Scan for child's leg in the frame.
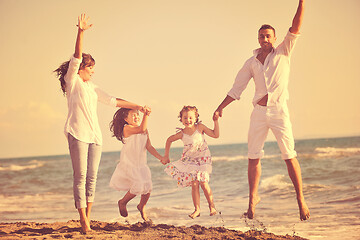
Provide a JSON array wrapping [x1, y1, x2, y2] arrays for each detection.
[[118, 191, 136, 217], [137, 192, 151, 221], [200, 181, 217, 216], [189, 181, 201, 219]]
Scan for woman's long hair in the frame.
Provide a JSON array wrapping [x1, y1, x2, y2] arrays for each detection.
[[110, 108, 131, 143], [53, 53, 95, 95]]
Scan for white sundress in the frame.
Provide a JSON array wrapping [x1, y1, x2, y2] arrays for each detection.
[[109, 133, 152, 195], [164, 127, 212, 187]]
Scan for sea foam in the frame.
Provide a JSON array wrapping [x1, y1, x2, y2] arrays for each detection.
[[260, 174, 292, 191], [314, 147, 360, 158], [0, 160, 44, 172], [211, 154, 280, 162]]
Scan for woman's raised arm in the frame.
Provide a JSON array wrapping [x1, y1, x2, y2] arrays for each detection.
[[74, 14, 93, 59]]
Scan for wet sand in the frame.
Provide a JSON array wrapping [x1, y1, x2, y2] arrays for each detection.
[[0, 220, 308, 239]]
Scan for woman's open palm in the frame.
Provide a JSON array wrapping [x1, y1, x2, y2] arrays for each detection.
[[77, 14, 93, 31]]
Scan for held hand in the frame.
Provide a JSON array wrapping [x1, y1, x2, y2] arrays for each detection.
[[213, 111, 220, 121], [163, 156, 170, 165], [144, 106, 152, 116], [213, 108, 222, 121], [160, 156, 168, 165], [138, 106, 146, 113], [77, 14, 93, 31]]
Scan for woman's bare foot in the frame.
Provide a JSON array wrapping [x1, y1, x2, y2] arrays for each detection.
[[80, 218, 91, 234], [245, 195, 261, 219], [298, 197, 310, 221], [189, 209, 201, 219], [137, 204, 149, 221], [118, 200, 128, 217]]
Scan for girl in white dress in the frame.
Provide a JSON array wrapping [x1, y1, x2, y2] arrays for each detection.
[[164, 106, 220, 219], [109, 107, 165, 221]]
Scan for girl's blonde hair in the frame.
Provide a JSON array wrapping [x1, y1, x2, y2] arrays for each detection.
[[178, 106, 200, 123]]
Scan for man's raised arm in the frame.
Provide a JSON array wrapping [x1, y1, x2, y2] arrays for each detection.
[[290, 0, 305, 34]]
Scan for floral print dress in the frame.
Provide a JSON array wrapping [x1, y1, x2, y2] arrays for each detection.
[[164, 127, 212, 187]]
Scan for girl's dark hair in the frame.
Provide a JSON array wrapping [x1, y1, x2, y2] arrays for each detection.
[[110, 108, 131, 143], [53, 53, 95, 95], [178, 106, 200, 123]]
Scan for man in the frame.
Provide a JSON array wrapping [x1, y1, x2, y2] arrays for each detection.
[[213, 0, 310, 221]]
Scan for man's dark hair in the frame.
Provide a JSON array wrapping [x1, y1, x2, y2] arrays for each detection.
[[259, 24, 276, 36]]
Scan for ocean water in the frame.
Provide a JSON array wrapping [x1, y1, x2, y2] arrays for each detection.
[[1, 136, 359, 239]]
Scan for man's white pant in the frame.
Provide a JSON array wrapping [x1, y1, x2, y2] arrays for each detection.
[[248, 104, 297, 160]]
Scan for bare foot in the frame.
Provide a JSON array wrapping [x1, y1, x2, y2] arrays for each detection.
[[137, 204, 149, 221], [298, 197, 310, 221], [209, 205, 217, 216], [118, 200, 128, 217], [189, 209, 201, 219], [245, 196, 261, 219], [80, 218, 91, 234]]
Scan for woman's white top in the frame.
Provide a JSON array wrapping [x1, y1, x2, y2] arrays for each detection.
[[64, 55, 117, 145]]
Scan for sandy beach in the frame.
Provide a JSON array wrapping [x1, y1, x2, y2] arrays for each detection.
[[3, 138, 360, 239], [0, 221, 308, 240]]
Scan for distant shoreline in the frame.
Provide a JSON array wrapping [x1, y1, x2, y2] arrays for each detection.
[[1, 135, 359, 160]]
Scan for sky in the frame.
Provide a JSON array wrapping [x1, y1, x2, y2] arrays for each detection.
[[0, 0, 359, 159]]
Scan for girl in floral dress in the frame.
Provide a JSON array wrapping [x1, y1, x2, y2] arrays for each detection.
[[164, 106, 220, 218]]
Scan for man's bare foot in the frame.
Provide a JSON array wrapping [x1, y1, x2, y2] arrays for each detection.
[[137, 204, 149, 221], [245, 196, 261, 219], [118, 200, 128, 217], [189, 209, 201, 219], [298, 197, 310, 221], [209, 205, 217, 216]]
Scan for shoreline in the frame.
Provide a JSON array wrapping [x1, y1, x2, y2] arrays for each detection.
[[2, 135, 359, 160], [0, 220, 308, 240]]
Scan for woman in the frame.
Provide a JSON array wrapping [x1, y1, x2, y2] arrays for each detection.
[[54, 14, 144, 233]]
